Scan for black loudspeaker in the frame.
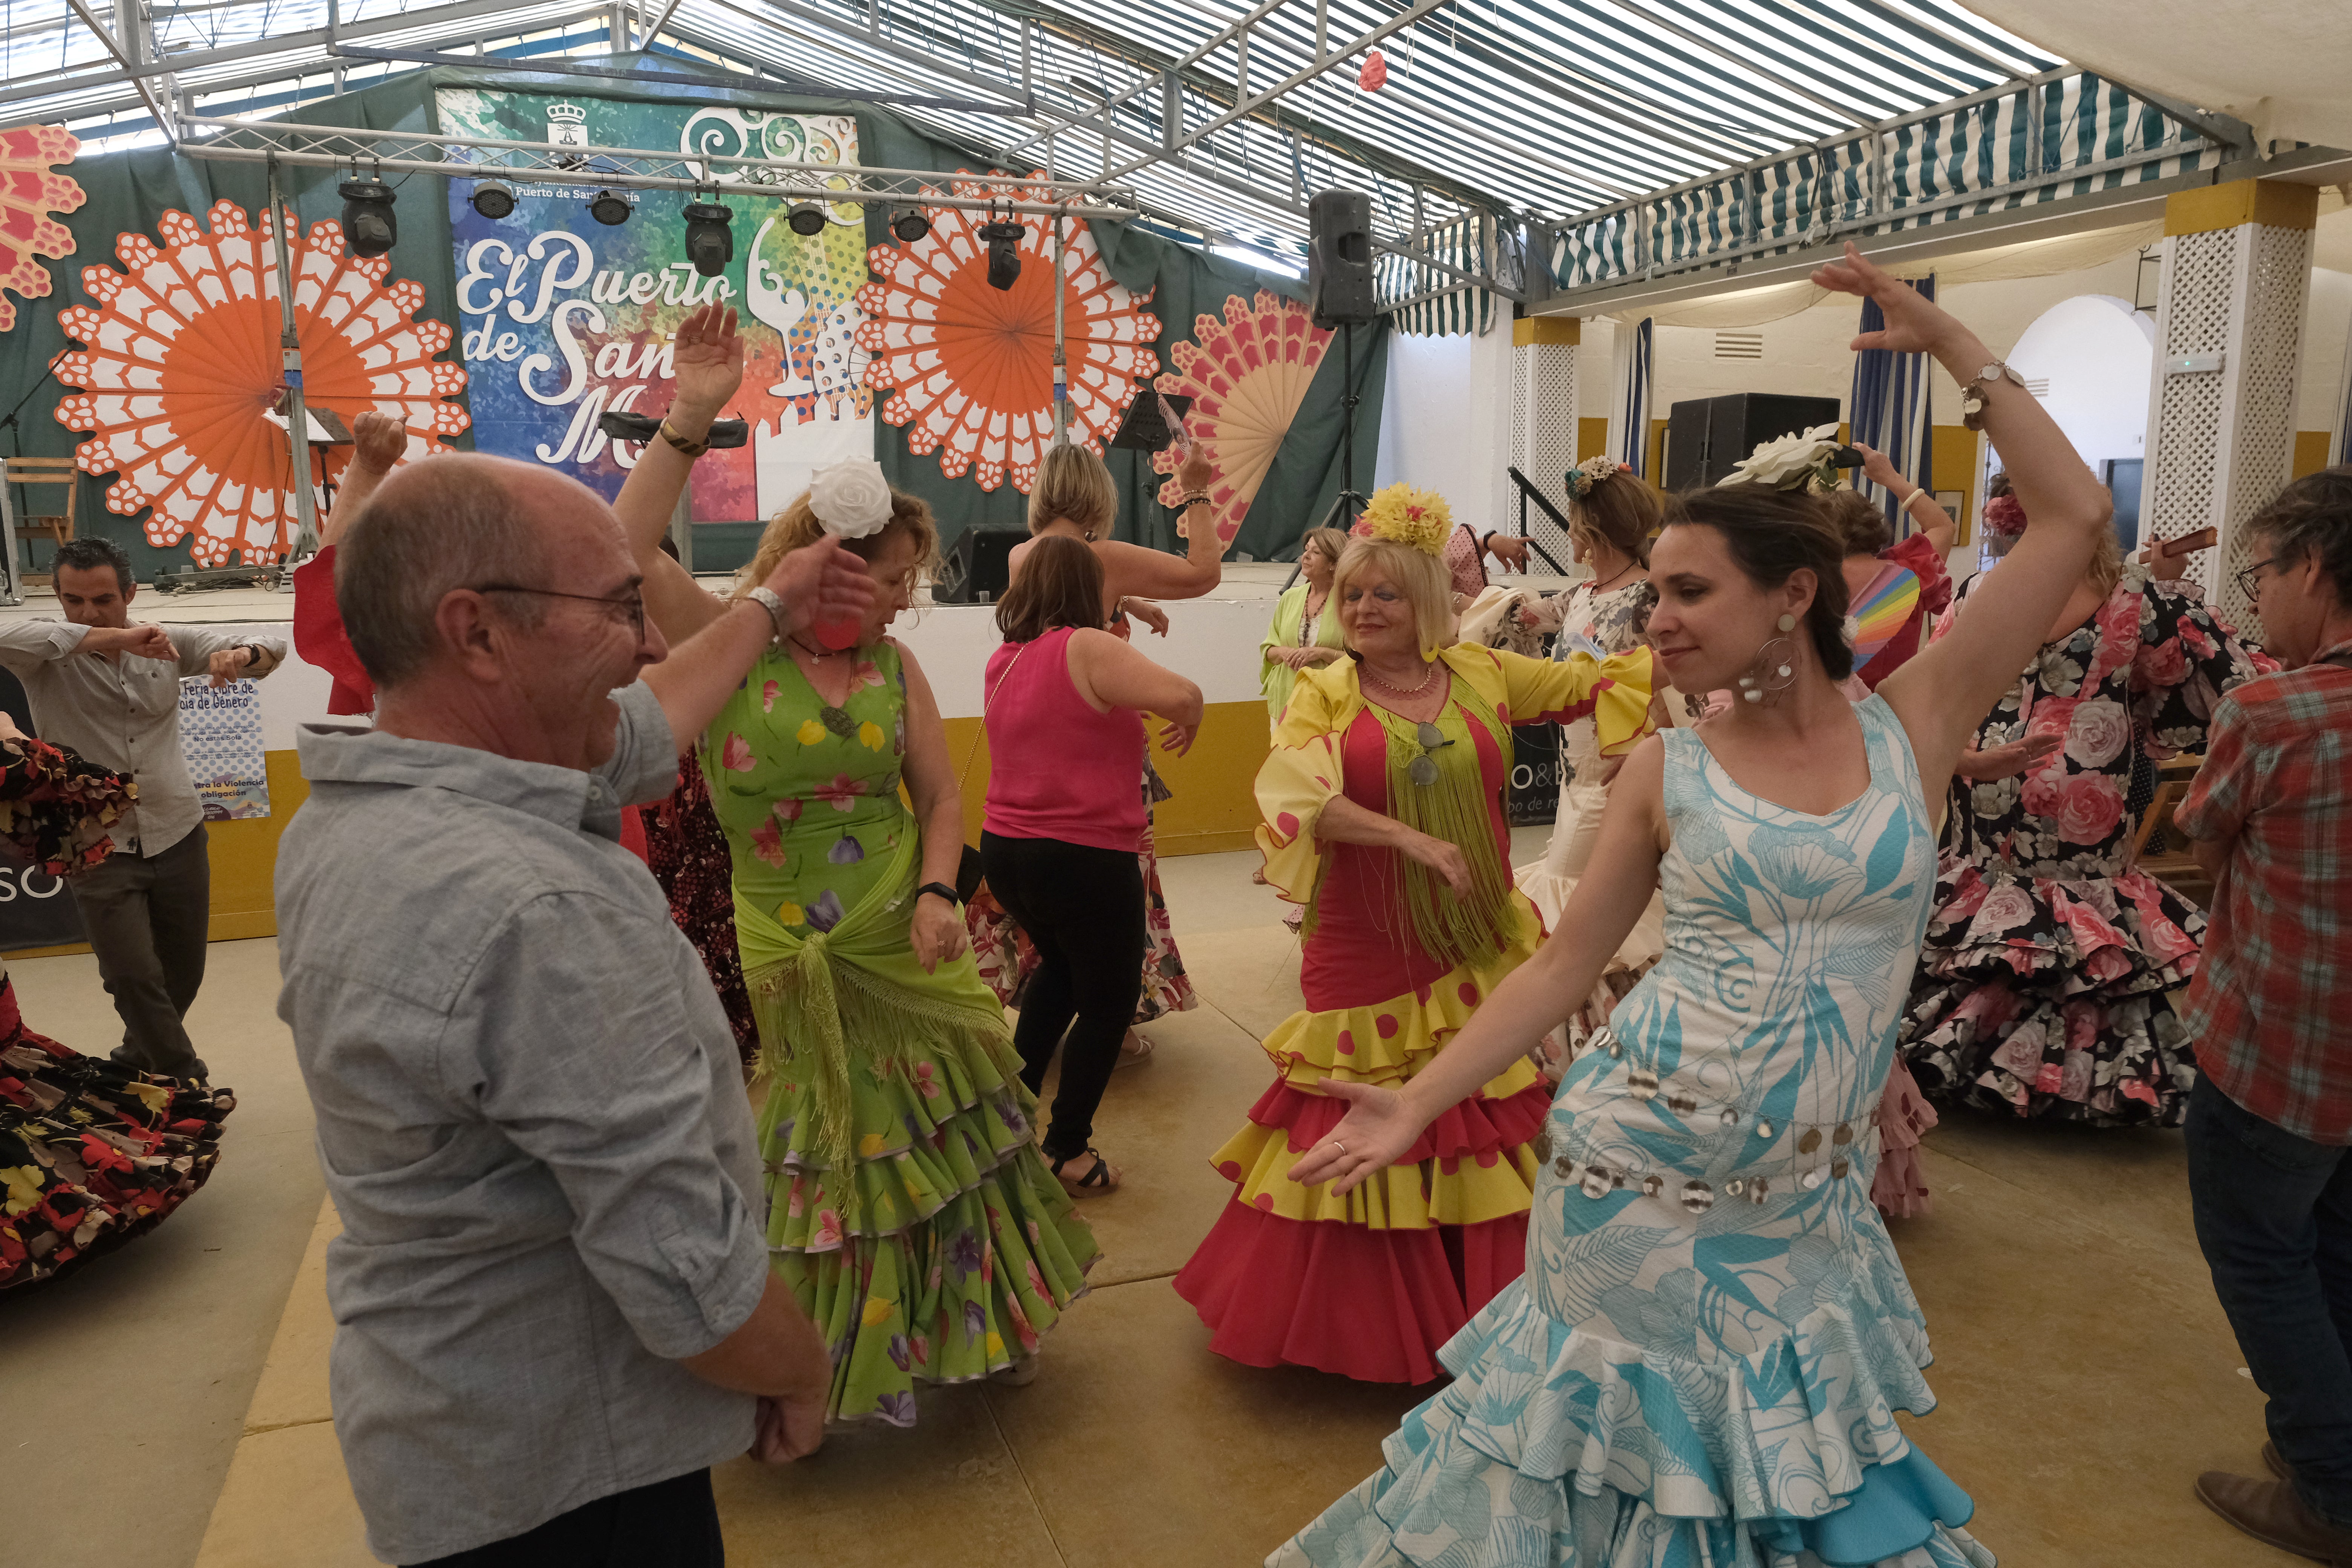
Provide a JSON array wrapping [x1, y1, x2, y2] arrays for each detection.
[[1662, 392, 1845, 488], [934, 527, 1024, 605], [1306, 189, 1376, 327], [1663, 399, 1713, 491]]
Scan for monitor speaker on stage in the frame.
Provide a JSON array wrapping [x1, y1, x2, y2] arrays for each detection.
[[1662, 392, 1845, 488], [1306, 189, 1376, 327], [934, 527, 1025, 605]]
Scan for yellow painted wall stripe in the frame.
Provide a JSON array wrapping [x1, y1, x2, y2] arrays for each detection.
[[1513, 316, 1581, 347]]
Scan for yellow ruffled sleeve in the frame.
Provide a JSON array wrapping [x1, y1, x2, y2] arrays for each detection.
[[1490, 644, 1658, 757], [1254, 663, 1357, 905]]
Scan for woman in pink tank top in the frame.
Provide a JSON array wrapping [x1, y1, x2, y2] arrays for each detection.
[[980, 537, 1204, 1197]]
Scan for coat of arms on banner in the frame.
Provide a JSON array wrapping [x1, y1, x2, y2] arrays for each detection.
[[546, 100, 589, 148], [178, 680, 270, 820]]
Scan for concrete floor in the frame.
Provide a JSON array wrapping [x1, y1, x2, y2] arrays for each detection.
[[0, 839, 2307, 1568]]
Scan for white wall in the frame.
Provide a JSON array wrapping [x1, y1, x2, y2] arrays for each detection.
[[1376, 328, 1514, 529], [2302, 268, 2352, 444], [2003, 294, 2155, 475]]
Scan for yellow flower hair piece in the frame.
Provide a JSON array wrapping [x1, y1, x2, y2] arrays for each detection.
[[1356, 482, 1453, 556]]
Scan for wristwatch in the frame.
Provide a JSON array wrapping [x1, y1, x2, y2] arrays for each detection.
[[915, 881, 961, 907], [744, 586, 791, 641], [1959, 360, 2027, 433]]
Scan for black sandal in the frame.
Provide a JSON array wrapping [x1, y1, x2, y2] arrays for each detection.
[[1050, 1148, 1121, 1196]]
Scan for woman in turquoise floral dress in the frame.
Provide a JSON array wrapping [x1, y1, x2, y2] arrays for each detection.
[[1277, 248, 2114, 1567], [614, 305, 1096, 1426]]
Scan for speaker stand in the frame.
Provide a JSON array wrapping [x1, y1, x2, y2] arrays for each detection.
[[1284, 320, 1369, 590]]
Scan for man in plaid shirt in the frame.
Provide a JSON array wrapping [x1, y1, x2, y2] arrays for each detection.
[[2179, 466, 2352, 1562]]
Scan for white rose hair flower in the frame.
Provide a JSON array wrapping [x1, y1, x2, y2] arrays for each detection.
[[808, 459, 896, 539], [1717, 423, 1844, 494]]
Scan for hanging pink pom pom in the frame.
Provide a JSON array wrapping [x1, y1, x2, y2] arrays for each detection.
[[1358, 51, 1388, 91]]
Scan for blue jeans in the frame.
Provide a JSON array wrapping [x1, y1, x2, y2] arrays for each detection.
[[2187, 1073, 2352, 1525]]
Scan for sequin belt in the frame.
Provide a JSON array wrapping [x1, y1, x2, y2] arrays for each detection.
[[1531, 1026, 1882, 1214]]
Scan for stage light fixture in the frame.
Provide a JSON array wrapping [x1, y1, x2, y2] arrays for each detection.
[[786, 203, 827, 237], [337, 178, 397, 257], [469, 181, 516, 220], [979, 217, 1024, 291], [681, 199, 735, 278], [586, 189, 633, 226], [890, 208, 930, 243]]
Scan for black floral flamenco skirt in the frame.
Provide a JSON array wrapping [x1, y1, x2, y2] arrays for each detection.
[[1897, 856, 2205, 1128], [0, 730, 234, 1289], [1, 977, 235, 1289]]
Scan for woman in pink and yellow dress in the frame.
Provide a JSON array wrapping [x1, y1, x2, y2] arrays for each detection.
[[1174, 484, 1655, 1384]]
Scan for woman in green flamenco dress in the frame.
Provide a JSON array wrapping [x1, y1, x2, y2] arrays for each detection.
[[615, 305, 1096, 1425]]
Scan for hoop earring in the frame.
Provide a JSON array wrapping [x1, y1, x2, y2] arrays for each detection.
[[1737, 632, 1799, 705]]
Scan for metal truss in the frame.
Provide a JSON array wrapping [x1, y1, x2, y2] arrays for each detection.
[[177, 113, 1143, 216], [12, 0, 2238, 327]]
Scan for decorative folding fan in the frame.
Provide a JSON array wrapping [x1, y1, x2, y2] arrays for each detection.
[[0, 124, 84, 333], [54, 201, 469, 566], [1848, 563, 1922, 672], [855, 172, 1159, 492], [1153, 290, 1331, 544]]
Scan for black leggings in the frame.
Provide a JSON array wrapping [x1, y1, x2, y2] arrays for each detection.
[[980, 831, 1146, 1164]]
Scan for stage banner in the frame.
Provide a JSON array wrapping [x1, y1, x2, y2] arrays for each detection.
[[436, 90, 875, 521], [178, 678, 271, 821]]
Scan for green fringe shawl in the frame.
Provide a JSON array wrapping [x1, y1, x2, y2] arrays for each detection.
[[1307, 672, 1516, 973]]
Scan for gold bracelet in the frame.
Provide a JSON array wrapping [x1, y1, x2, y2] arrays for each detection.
[[659, 420, 710, 458]]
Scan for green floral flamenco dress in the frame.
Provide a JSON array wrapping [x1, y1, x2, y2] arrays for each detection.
[[703, 640, 1098, 1425]]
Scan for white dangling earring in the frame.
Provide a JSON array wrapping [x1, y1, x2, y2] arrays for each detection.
[[1736, 617, 1801, 705]]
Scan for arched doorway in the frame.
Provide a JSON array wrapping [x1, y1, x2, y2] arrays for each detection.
[[1992, 294, 2157, 552]]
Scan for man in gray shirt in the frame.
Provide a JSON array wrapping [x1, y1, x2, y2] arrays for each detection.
[[275, 453, 871, 1566], [0, 535, 286, 1081]]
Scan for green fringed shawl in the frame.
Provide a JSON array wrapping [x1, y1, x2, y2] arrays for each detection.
[[735, 826, 1010, 1170], [1308, 672, 1516, 973]]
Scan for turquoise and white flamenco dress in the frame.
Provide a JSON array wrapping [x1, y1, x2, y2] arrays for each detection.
[[1275, 694, 1992, 1568]]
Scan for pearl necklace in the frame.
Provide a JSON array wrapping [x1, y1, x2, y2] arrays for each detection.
[[1359, 658, 1437, 698]]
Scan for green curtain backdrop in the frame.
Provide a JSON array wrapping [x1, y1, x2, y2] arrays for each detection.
[[0, 54, 1385, 580]]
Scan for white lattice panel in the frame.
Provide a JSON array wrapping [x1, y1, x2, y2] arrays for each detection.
[[2218, 222, 2314, 634], [2145, 230, 2232, 555], [1509, 341, 1579, 570]]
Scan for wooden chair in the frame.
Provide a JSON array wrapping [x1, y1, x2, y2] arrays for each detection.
[[2130, 753, 2212, 908], [3, 457, 77, 585]]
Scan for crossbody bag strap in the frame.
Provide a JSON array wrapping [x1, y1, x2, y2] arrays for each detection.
[[958, 639, 1031, 792]]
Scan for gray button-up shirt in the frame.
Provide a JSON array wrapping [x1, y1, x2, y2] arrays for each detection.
[[275, 682, 767, 1564], [0, 618, 286, 855]]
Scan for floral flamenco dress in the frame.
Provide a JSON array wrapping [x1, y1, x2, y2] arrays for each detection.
[[1897, 564, 2274, 1127], [1176, 642, 1654, 1385], [1278, 695, 1990, 1568], [703, 642, 1097, 1424], [2, 735, 233, 1290]]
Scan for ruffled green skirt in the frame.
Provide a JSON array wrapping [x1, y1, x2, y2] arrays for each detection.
[[757, 981, 1098, 1426]]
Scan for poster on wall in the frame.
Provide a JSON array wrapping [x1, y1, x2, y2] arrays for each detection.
[[178, 679, 270, 821], [436, 91, 875, 521]]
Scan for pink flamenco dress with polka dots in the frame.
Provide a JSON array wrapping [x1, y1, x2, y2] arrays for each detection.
[[1174, 642, 1655, 1383]]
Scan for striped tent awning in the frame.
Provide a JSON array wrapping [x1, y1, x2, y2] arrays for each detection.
[[1551, 70, 2222, 294], [1381, 214, 1497, 337], [3, 0, 2094, 321]]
